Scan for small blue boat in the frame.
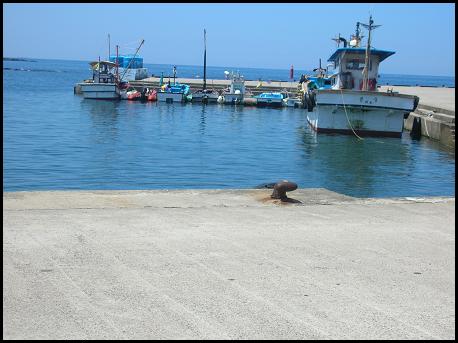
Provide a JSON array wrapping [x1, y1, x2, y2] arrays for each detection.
[[255, 92, 284, 107]]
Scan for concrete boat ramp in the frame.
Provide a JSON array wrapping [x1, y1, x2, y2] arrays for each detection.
[[3, 189, 455, 339]]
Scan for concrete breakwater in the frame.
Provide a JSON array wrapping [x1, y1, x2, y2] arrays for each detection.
[[3, 189, 455, 339], [378, 86, 455, 149]]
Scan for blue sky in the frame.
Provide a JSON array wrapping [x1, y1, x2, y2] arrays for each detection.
[[3, 3, 455, 76]]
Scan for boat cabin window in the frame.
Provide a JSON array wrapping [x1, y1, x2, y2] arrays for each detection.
[[345, 59, 372, 71], [346, 59, 365, 70], [324, 79, 331, 86]]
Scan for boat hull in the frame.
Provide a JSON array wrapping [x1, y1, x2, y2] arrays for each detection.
[[191, 93, 219, 103], [283, 98, 301, 107], [256, 98, 283, 107], [223, 94, 243, 104], [81, 83, 120, 100], [307, 89, 419, 137], [157, 92, 185, 103]]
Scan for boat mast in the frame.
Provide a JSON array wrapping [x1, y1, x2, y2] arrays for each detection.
[[203, 29, 207, 91], [108, 34, 110, 61], [119, 39, 145, 81], [360, 15, 380, 91], [116, 45, 119, 84]]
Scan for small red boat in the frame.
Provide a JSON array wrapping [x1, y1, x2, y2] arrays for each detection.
[[147, 89, 157, 102], [127, 90, 141, 101]]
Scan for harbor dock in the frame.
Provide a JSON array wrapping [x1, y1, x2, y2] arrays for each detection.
[[129, 76, 299, 94], [3, 189, 455, 340]]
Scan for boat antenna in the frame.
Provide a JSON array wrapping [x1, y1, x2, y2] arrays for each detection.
[[332, 33, 341, 47], [203, 29, 207, 91], [116, 45, 119, 84], [359, 15, 380, 91], [108, 34, 110, 61], [119, 39, 145, 82]]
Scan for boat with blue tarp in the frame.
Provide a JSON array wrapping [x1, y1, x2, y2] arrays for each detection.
[[255, 92, 284, 107], [157, 82, 191, 103]]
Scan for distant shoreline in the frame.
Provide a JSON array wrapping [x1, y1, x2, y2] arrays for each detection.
[[3, 57, 36, 62]]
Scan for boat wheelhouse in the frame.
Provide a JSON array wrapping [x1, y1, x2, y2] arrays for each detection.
[[305, 17, 419, 137], [221, 71, 246, 104], [80, 61, 120, 100]]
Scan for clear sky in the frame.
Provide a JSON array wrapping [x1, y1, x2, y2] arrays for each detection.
[[3, 3, 455, 76]]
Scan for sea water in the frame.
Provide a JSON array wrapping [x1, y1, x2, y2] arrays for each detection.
[[3, 59, 455, 197]]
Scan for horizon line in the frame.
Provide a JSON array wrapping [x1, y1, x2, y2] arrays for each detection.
[[3, 56, 456, 78]]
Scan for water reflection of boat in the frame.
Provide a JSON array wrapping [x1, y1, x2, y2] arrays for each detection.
[[299, 126, 411, 197]]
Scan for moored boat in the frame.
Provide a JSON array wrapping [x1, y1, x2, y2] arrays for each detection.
[[81, 60, 120, 100], [146, 88, 157, 101], [127, 89, 141, 101], [281, 92, 302, 107], [192, 88, 219, 103], [157, 83, 190, 103], [191, 29, 220, 104], [255, 92, 284, 107], [221, 71, 246, 104], [305, 17, 419, 137]]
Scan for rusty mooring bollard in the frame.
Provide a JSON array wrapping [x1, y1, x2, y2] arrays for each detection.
[[271, 180, 298, 201]]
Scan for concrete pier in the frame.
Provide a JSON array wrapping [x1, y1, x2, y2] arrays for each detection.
[[378, 86, 456, 149], [130, 77, 300, 95], [3, 189, 455, 340]]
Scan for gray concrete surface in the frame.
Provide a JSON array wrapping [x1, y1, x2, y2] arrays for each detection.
[[379, 85, 455, 114], [3, 189, 455, 340]]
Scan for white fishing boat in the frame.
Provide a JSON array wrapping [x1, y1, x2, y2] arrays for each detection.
[[192, 88, 219, 103], [221, 71, 246, 104], [81, 40, 146, 100], [80, 61, 120, 100], [305, 17, 419, 137]]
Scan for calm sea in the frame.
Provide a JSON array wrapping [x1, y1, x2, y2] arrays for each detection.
[[3, 58, 455, 197]]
